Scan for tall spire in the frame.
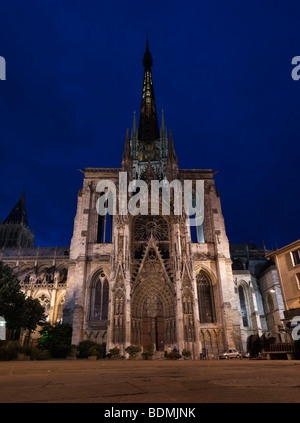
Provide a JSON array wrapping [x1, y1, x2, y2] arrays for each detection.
[[0, 192, 34, 248], [167, 130, 178, 180], [131, 110, 138, 141], [122, 128, 131, 162], [3, 192, 29, 227], [167, 130, 178, 163], [138, 39, 160, 143], [122, 128, 133, 180], [160, 108, 167, 139]]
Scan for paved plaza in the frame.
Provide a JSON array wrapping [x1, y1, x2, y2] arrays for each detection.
[[0, 359, 299, 404]]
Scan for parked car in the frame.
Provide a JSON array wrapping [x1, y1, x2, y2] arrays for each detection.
[[218, 349, 240, 359], [243, 352, 250, 358]]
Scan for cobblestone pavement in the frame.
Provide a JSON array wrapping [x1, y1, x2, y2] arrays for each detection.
[[0, 359, 299, 403]]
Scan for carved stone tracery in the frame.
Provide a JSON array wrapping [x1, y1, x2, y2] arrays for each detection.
[[130, 215, 176, 348]]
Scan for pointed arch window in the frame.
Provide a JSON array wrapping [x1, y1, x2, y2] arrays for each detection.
[[197, 272, 215, 323], [39, 294, 51, 320], [238, 285, 249, 327], [97, 214, 113, 243], [91, 274, 109, 321], [56, 296, 65, 323], [94, 280, 102, 320], [102, 279, 109, 320], [24, 273, 31, 283], [188, 191, 204, 243], [97, 191, 113, 243], [45, 273, 53, 283]]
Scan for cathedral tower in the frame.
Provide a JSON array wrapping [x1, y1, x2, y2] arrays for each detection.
[[0, 193, 34, 248], [64, 41, 243, 357]]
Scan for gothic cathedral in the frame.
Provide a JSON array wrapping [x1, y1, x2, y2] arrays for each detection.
[[63, 41, 244, 359]]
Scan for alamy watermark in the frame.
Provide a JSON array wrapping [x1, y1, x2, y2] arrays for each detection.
[[95, 172, 204, 227], [291, 56, 300, 81], [290, 316, 300, 341], [0, 56, 6, 80]]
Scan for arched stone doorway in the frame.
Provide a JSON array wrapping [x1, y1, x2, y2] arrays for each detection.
[[142, 292, 165, 351], [130, 215, 175, 351], [131, 278, 176, 351]]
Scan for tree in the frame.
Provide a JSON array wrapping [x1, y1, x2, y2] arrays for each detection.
[[0, 261, 27, 337], [38, 322, 72, 358], [0, 261, 46, 340], [23, 297, 46, 344]]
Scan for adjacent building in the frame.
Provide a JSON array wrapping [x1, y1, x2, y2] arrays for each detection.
[[267, 239, 300, 341]]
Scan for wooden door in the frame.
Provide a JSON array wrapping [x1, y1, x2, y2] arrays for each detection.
[[156, 316, 165, 351], [142, 317, 151, 350]]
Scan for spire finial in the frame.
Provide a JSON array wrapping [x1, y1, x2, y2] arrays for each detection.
[[139, 39, 159, 142], [167, 130, 178, 163], [132, 110, 137, 139], [122, 128, 131, 163], [143, 37, 152, 68], [160, 108, 167, 139]]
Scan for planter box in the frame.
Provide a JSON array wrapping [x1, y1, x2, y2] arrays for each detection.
[[88, 356, 97, 361], [67, 356, 77, 360]]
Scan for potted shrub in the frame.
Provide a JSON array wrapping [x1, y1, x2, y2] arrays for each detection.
[[88, 346, 98, 360], [30, 348, 51, 360], [168, 351, 182, 360], [67, 345, 78, 360], [142, 343, 154, 360], [77, 340, 106, 359], [125, 345, 141, 359], [107, 347, 120, 359], [182, 348, 192, 360]]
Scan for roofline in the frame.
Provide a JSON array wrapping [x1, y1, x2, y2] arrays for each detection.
[[266, 239, 300, 258], [82, 167, 215, 173]]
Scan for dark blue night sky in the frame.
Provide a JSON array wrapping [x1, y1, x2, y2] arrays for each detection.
[[0, 0, 299, 250]]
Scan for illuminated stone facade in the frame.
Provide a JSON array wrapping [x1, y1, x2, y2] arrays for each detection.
[[62, 42, 270, 358], [1, 42, 282, 357]]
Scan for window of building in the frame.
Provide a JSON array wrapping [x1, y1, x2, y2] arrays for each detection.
[[97, 213, 113, 243], [238, 285, 249, 327], [91, 275, 109, 321], [96, 192, 113, 243], [45, 273, 53, 283], [39, 294, 50, 319], [296, 273, 300, 290], [24, 273, 31, 283], [188, 191, 204, 244], [196, 272, 215, 323], [56, 296, 65, 322], [291, 249, 300, 266]]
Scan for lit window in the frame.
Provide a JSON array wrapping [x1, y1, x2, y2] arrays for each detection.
[[296, 273, 300, 290], [238, 286, 249, 327], [188, 191, 204, 244], [96, 191, 113, 243], [91, 277, 109, 321], [197, 272, 215, 323], [291, 249, 300, 266]]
